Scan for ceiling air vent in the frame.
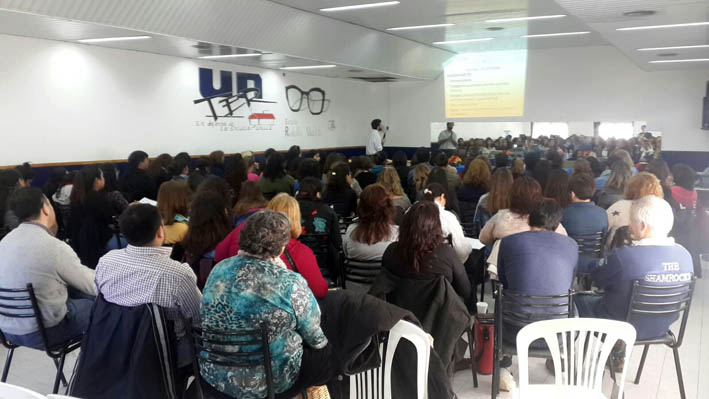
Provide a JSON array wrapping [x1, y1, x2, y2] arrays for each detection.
[[623, 10, 656, 17], [350, 77, 398, 83]]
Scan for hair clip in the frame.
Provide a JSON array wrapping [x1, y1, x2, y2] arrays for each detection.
[[423, 189, 432, 194]]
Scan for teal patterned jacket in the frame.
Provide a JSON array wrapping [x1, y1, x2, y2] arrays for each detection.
[[201, 254, 328, 398]]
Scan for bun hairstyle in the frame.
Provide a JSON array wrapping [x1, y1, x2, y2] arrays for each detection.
[[422, 182, 446, 202]]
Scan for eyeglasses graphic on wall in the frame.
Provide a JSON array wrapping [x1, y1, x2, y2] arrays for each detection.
[[285, 85, 330, 115]]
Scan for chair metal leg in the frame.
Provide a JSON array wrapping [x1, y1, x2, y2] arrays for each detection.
[[1, 347, 14, 382], [52, 353, 67, 394], [672, 347, 686, 399], [634, 345, 650, 385], [467, 328, 478, 388], [52, 357, 68, 386], [491, 347, 499, 398], [480, 279, 485, 302]]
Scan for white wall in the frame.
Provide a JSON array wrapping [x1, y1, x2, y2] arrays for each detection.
[[0, 34, 386, 165], [384, 45, 709, 152]]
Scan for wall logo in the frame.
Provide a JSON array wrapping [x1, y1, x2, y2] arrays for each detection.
[[285, 85, 330, 115], [194, 68, 277, 122]]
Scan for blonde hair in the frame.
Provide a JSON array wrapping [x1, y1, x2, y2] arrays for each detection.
[[266, 193, 302, 238], [463, 159, 491, 188], [377, 167, 405, 196], [624, 172, 663, 200], [413, 164, 431, 192]]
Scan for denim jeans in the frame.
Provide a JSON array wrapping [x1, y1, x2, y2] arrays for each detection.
[[574, 293, 611, 319], [4, 291, 94, 350]]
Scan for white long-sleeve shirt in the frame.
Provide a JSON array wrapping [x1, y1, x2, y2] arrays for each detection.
[[366, 129, 383, 155], [435, 201, 473, 263]]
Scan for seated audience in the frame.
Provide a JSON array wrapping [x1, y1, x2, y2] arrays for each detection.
[[410, 163, 431, 201], [498, 200, 578, 337], [572, 158, 593, 176], [422, 183, 473, 263], [215, 194, 328, 298], [224, 156, 248, 202], [0, 188, 96, 349], [99, 163, 129, 216], [157, 180, 191, 245], [322, 163, 358, 217], [344, 184, 399, 263], [646, 159, 678, 210], [120, 150, 157, 202], [511, 158, 525, 179], [352, 155, 377, 190], [392, 151, 410, 190], [297, 158, 322, 182], [562, 173, 608, 272], [182, 191, 232, 264], [243, 154, 259, 182], [595, 149, 636, 191], [606, 173, 664, 249], [232, 181, 268, 227], [70, 166, 119, 267], [473, 167, 513, 236], [670, 163, 698, 210], [208, 150, 226, 177], [257, 152, 295, 200], [377, 166, 412, 221], [297, 177, 342, 253], [544, 169, 571, 208], [195, 176, 235, 208], [95, 204, 201, 365], [480, 176, 567, 247], [458, 158, 490, 208], [595, 160, 632, 209], [523, 152, 540, 178], [202, 211, 331, 398], [146, 153, 173, 188], [432, 152, 462, 191], [532, 160, 552, 190], [494, 153, 510, 170], [0, 169, 26, 236], [381, 201, 472, 304], [575, 196, 693, 340], [15, 163, 34, 187]]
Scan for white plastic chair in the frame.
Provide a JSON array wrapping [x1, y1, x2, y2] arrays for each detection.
[[0, 382, 47, 398], [348, 319, 431, 399], [516, 318, 636, 399]]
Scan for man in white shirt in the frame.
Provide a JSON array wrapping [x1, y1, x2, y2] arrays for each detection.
[[0, 188, 96, 349], [438, 122, 457, 153], [366, 119, 386, 155]]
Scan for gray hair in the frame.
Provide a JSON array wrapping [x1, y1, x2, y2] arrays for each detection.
[[630, 195, 674, 238], [238, 210, 291, 259]]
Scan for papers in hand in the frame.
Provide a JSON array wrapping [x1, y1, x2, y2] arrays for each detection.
[[138, 198, 157, 206], [466, 237, 485, 250]]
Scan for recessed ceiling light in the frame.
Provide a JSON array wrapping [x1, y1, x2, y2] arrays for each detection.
[[638, 44, 709, 51], [77, 35, 151, 43], [348, 69, 364, 73], [485, 14, 566, 23], [320, 1, 399, 12], [617, 21, 709, 31], [386, 23, 454, 31], [657, 53, 678, 57], [623, 10, 656, 17], [521, 31, 590, 38], [280, 65, 337, 70], [433, 38, 494, 45], [198, 53, 262, 59], [649, 58, 709, 63]]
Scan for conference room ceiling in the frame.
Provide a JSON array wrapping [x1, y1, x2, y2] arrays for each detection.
[[0, 0, 707, 81]]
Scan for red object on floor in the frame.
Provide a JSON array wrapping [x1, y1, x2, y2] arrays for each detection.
[[474, 315, 495, 375]]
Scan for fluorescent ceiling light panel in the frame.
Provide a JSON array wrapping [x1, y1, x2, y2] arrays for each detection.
[[433, 38, 494, 45], [649, 58, 709, 63], [77, 35, 151, 43], [280, 65, 337, 70], [638, 44, 709, 51], [485, 14, 566, 23], [198, 53, 262, 59], [522, 31, 590, 38], [618, 21, 709, 31], [320, 1, 399, 12], [387, 23, 454, 31]]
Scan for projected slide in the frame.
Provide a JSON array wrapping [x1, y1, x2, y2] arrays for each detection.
[[444, 50, 528, 118]]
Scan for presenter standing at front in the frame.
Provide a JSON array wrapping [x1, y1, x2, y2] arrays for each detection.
[[438, 122, 457, 155], [366, 119, 386, 155]]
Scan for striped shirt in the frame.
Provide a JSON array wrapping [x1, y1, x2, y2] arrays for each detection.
[[95, 245, 202, 337]]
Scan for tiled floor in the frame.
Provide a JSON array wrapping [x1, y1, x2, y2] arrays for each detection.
[[1, 262, 706, 398]]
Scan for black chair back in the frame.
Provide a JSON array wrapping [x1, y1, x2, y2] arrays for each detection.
[[495, 283, 575, 333], [0, 284, 52, 354], [189, 322, 274, 399], [570, 231, 604, 258], [625, 278, 695, 346], [339, 216, 356, 235], [459, 200, 477, 238], [342, 258, 381, 289], [298, 233, 334, 280]]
